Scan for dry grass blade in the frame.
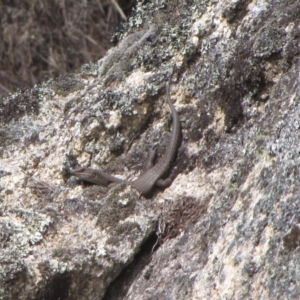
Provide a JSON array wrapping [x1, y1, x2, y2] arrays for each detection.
[[110, 0, 127, 21], [0, 0, 134, 99], [28, 177, 60, 202]]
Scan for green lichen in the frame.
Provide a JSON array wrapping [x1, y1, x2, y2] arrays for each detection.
[[49, 74, 84, 96], [97, 187, 137, 229], [81, 62, 99, 77]]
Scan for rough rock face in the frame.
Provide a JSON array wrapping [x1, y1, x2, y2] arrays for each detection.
[[1, 0, 300, 299]]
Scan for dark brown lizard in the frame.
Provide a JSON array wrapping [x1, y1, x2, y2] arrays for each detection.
[[70, 82, 181, 195]]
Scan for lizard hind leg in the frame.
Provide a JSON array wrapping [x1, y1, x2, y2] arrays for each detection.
[[155, 177, 172, 188]]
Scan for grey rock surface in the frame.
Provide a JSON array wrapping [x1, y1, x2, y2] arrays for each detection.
[[1, 0, 300, 299]]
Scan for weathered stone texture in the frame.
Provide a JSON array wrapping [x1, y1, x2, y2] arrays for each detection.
[[1, 0, 300, 299]]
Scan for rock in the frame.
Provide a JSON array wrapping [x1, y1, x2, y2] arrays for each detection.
[[1, 1, 300, 299]]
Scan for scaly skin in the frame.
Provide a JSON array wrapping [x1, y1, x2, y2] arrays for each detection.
[[130, 82, 180, 194], [70, 82, 181, 195]]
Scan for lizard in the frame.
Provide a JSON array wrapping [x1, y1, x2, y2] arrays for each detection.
[[69, 82, 181, 195]]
